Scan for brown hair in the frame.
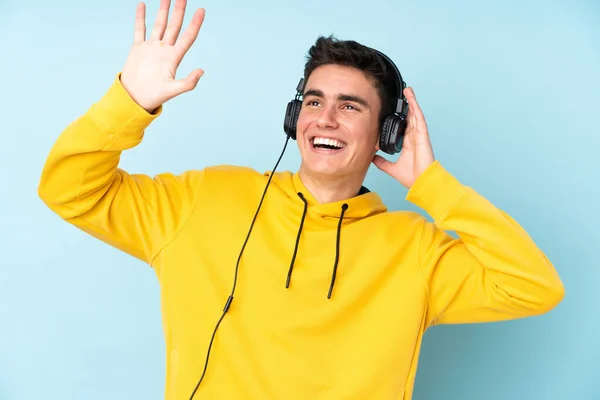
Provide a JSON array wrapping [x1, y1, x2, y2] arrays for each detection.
[[303, 35, 398, 124]]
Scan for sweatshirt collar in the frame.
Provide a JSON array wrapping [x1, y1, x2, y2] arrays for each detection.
[[290, 172, 387, 220]]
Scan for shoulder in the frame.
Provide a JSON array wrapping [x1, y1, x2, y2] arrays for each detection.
[[373, 208, 428, 226], [364, 208, 430, 239], [204, 164, 264, 177], [189, 165, 278, 201], [201, 165, 267, 187], [146, 165, 266, 199]]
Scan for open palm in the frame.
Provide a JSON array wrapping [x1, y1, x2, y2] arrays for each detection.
[[373, 87, 435, 189], [121, 0, 205, 113]]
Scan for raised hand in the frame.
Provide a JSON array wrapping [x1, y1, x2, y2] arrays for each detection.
[[372, 87, 436, 189], [120, 0, 205, 113]]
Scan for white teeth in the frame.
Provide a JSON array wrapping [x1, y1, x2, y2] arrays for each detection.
[[313, 137, 345, 149]]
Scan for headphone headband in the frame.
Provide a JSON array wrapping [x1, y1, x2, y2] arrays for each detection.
[[370, 48, 407, 114]]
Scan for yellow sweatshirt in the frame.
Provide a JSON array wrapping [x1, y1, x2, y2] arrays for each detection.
[[38, 75, 565, 400]]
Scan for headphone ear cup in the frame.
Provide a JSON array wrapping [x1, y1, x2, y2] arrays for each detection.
[[284, 100, 302, 140], [379, 115, 407, 155], [379, 116, 394, 154]]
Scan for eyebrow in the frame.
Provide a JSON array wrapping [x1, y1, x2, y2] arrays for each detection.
[[303, 89, 370, 109]]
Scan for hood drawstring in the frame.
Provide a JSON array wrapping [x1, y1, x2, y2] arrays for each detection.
[[285, 193, 349, 300], [286, 192, 308, 288], [328, 203, 348, 299]]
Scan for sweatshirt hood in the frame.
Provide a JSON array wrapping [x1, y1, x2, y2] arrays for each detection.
[[268, 170, 388, 220], [264, 170, 388, 299]]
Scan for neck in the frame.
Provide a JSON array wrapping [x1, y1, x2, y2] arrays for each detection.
[[297, 168, 368, 204]]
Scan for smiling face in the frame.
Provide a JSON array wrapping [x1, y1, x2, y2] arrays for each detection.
[[296, 64, 382, 183]]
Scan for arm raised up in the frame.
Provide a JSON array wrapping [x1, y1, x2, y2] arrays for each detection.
[[38, 1, 206, 264], [374, 86, 564, 325]]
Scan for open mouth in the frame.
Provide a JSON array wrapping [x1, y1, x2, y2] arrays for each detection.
[[310, 137, 346, 152]]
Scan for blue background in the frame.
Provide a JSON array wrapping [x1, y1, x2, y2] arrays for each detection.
[[1, 0, 598, 398]]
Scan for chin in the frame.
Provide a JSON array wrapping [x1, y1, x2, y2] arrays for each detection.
[[297, 138, 372, 180], [299, 153, 354, 180], [308, 166, 347, 179]]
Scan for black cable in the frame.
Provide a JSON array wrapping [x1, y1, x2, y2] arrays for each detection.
[[189, 135, 292, 399]]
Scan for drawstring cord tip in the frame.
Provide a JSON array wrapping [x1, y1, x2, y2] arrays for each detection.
[[327, 203, 348, 300], [285, 192, 308, 290]]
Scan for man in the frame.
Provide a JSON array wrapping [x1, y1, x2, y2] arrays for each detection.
[[38, 1, 564, 399]]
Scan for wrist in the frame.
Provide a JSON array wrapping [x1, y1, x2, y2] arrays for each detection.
[[91, 73, 162, 141], [119, 74, 162, 114], [405, 161, 466, 221]]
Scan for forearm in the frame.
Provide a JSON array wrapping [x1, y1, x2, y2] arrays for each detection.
[[409, 161, 564, 324], [38, 74, 160, 219]]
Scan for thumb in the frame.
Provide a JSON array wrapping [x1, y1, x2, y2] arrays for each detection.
[[372, 154, 394, 174], [171, 68, 204, 95]]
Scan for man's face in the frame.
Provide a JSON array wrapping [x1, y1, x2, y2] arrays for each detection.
[[296, 64, 382, 181]]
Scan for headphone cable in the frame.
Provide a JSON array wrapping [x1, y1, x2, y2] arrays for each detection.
[[189, 134, 292, 399]]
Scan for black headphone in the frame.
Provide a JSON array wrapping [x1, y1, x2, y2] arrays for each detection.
[[283, 48, 409, 155]]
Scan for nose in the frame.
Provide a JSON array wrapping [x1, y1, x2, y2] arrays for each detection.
[[316, 104, 338, 129]]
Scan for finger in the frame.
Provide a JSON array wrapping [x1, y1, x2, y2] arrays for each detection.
[[169, 68, 204, 96], [133, 2, 146, 44], [174, 8, 205, 59], [404, 87, 426, 125], [372, 154, 394, 174], [150, 0, 171, 41], [402, 124, 414, 149], [162, 0, 186, 45]]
